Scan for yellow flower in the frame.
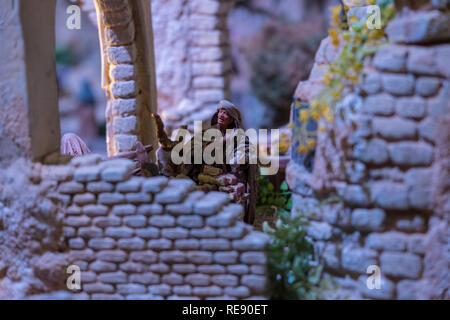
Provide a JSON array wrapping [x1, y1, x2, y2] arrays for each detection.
[[367, 0, 376, 5], [299, 109, 309, 123], [354, 62, 363, 72], [318, 126, 327, 133], [330, 89, 341, 99], [332, 16, 340, 27], [319, 102, 331, 114], [371, 29, 385, 40], [288, 122, 294, 129], [349, 16, 359, 24], [307, 139, 316, 149], [329, 29, 340, 47], [330, 4, 342, 27], [296, 145, 307, 154], [324, 109, 334, 122], [322, 72, 333, 85], [330, 4, 341, 17], [342, 32, 351, 42], [279, 141, 290, 154], [311, 111, 321, 121]]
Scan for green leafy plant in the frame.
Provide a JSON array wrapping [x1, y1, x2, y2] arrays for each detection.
[[294, 0, 396, 154], [256, 175, 292, 218], [263, 213, 323, 300]]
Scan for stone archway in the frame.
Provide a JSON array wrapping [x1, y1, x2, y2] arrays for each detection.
[[93, 0, 158, 158], [83, 0, 236, 135], [0, 0, 159, 162]]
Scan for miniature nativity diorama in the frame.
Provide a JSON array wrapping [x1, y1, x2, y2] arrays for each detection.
[[0, 0, 448, 302]]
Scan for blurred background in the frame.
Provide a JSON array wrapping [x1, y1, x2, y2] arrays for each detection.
[[229, 0, 333, 129], [55, 0, 338, 156], [55, 0, 106, 154]]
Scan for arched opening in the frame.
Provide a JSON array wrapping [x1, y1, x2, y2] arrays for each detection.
[[54, 0, 158, 159], [0, 0, 159, 163], [55, 0, 107, 156]]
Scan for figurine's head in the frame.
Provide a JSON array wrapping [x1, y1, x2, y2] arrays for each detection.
[[217, 108, 232, 129], [211, 100, 243, 131]]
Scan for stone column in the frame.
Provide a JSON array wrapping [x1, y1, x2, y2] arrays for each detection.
[[0, 0, 60, 163], [94, 0, 158, 158]]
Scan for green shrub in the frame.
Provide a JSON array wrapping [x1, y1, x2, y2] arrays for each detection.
[[256, 176, 292, 218], [263, 208, 324, 300]]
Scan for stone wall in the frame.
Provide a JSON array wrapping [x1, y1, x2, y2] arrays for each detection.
[[153, 0, 234, 133], [288, 1, 449, 299], [0, 1, 60, 163], [0, 158, 70, 299], [44, 154, 269, 299]]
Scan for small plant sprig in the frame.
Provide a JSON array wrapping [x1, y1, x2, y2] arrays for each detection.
[[295, 0, 396, 154], [256, 175, 292, 218], [263, 213, 323, 300]]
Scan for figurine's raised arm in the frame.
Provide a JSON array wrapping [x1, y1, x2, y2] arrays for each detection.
[[152, 113, 175, 151]]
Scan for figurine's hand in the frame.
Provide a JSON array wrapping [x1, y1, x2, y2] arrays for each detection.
[[152, 113, 175, 150], [151, 113, 162, 124]]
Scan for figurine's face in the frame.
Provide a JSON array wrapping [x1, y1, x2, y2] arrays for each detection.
[[217, 108, 232, 129]]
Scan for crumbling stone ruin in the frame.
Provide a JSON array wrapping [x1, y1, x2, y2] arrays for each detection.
[[289, 0, 449, 299]]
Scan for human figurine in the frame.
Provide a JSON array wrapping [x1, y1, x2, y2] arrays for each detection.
[[152, 100, 258, 224], [60, 133, 91, 156], [210, 100, 258, 224]]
